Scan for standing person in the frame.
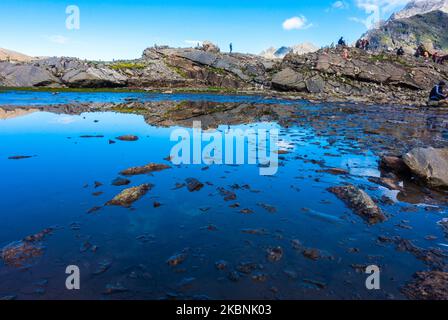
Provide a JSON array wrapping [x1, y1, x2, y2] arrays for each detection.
[[229, 43, 233, 54], [355, 39, 362, 49], [364, 39, 370, 51], [429, 81, 447, 101], [338, 37, 346, 47]]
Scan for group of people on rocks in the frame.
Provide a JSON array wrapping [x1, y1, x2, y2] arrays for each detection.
[[355, 38, 370, 51], [410, 44, 447, 64]]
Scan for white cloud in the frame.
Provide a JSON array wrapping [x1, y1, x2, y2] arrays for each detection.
[[333, 1, 349, 9], [46, 35, 70, 45], [282, 16, 313, 31], [351, 0, 410, 29]]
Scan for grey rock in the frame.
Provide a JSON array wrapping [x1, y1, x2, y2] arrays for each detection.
[[403, 147, 448, 188]]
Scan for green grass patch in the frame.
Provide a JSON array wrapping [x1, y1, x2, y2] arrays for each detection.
[[109, 62, 146, 71]]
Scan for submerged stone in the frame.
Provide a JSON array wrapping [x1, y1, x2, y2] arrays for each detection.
[[106, 184, 153, 207], [1, 229, 53, 268], [328, 185, 387, 224], [111, 177, 131, 186], [402, 271, 448, 300], [167, 252, 187, 267], [120, 163, 171, 176], [186, 178, 204, 192], [266, 247, 283, 262]]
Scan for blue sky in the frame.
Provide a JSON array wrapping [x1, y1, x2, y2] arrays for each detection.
[[0, 0, 411, 60]]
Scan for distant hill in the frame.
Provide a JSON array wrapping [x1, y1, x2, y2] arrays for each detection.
[[0, 48, 35, 62], [260, 43, 318, 59], [364, 0, 448, 53]]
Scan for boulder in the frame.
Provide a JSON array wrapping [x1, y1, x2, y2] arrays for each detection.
[[62, 67, 127, 88], [306, 75, 325, 93], [201, 41, 220, 53], [0, 62, 61, 87], [403, 147, 448, 188], [271, 68, 306, 91]]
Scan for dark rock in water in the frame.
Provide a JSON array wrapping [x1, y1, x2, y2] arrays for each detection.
[[153, 201, 162, 208], [380, 155, 409, 174], [8, 155, 33, 160], [403, 147, 448, 189], [236, 262, 262, 274], [186, 178, 204, 192], [108, 139, 116, 144], [111, 177, 131, 186], [106, 184, 153, 207], [251, 272, 268, 282], [317, 168, 349, 175], [94, 181, 103, 188], [394, 237, 447, 270], [116, 135, 139, 142], [302, 248, 321, 261], [120, 163, 171, 176], [402, 271, 448, 300], [303, 278, 326, 289], [266, 247, 283, 262], [1, 228, 53, 267], [328, 185, 387, 224], [217, 187, 237, 201], [93, 260, 112, 275], [167, 252, 187, 267], [257, 203, 277, 213], [0, 295, 17, 300], [103, 283, 129, 295], [227, 271, 240, 282], [239, 208, 254, 214], [291, 239, 303, 250], [215, 260, 228, 270]]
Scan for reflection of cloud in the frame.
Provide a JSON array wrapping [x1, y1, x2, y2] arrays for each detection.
[[45, 35, 70, 44], [332, 1, 349, 9], [53, 116, 77, 124], [282, 16, 313, 30]]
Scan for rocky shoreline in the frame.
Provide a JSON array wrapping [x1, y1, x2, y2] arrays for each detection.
[[1, 45, 448, 107]]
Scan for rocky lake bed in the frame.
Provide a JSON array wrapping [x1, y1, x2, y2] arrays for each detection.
[[0, 90, 447, 300]]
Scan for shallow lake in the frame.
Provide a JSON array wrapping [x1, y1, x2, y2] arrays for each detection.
[[0, 91, 447, 300]]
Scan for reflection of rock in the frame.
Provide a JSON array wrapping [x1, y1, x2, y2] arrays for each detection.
[[0, 107, 38, 120], [328, 185, 387, 224], [402, 271, 448, 300], [403, 147, 448, 189]]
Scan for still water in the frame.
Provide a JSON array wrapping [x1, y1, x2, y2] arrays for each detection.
[[0, 91, 446, 300]]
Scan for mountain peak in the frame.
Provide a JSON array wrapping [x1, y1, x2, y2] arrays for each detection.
[[391, 0, 448, 20]]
